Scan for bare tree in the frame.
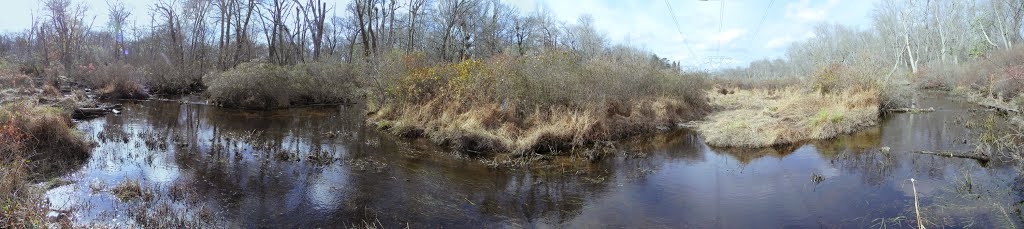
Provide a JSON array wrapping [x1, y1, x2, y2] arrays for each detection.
[[406, 0, 427, 53], [262, 0, 296, 65], [215, 0, 256, 69], [107, 0, 130, 62], [436, 0, 480, 61], [44, 0, 89, 73], [475, 0, 514, 57], [305, 0, 329, 61], [511, 12, 537, 56]]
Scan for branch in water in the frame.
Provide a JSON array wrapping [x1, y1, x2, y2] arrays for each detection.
[[914, 150, 990, 162]]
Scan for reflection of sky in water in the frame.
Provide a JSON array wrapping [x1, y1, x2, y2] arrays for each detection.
[[306, 165, 349, 211], [43, 98, 1024, 228]]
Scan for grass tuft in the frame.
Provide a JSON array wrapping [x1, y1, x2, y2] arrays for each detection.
[[111, 179, 154, 202]]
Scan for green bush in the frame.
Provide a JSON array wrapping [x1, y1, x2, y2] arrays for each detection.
[[203, 62, 355, 110]]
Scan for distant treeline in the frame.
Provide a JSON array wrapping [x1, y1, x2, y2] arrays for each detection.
[[0, 0, 686, 94]]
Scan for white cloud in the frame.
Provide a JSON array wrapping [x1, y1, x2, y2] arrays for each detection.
[[764, 32, 814, 49], [713, 29, 746, 44], [784, 0, 841, 22]]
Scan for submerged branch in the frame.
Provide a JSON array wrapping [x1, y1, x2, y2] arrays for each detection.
[[913, 150, 990, 162], [888, 107, 935, 113]]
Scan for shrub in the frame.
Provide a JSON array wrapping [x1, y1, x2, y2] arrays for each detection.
[[204, 62, 355, 110], [99, 78, 149, 100], [144, 62, 205, 95], [937, 47, 1024, 101], [914, 64, 958, 90], [78, 63, 150, 99]]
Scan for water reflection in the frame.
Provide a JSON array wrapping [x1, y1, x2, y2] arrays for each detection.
[[48, 96, 1023, 228]]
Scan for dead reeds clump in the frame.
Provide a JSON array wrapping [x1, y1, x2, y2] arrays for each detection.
[[112, 179, 154, 202]]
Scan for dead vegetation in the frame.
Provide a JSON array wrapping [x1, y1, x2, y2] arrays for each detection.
[[79, 63, 150, 100], [203, 62, 356, 110], [111, 179, 154, 202], [696, 86, 880, 147], [368, 50, 708, 156], [1, 100, 90, 228]]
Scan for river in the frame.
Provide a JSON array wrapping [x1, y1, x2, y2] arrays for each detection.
[[46, 95, 1023, 228]]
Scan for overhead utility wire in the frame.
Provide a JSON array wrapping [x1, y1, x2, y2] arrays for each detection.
[[664, 0, 696, 58]]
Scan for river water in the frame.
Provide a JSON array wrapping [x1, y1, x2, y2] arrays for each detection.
[[46, 96, 1023, 228]]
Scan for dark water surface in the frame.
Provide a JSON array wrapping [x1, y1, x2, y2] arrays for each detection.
[[47, 96, 1024, 228]]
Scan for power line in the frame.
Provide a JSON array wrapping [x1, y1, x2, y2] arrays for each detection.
[[716, 0, 724, 56], [664, 0, 695, 58], [749, 0, 775, 41]]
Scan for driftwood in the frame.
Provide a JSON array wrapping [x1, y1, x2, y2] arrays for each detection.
[[889, 107, 935, 113], [72, 104, 122, 119], [977, 100, 1021, 114], [676, 121, 701, 129], [914, 150, 990, 162]]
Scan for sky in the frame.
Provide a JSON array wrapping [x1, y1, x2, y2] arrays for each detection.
[[0, 0, 880, 70]]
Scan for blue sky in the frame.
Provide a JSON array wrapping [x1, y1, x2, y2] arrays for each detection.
[[0, 0, 879, 69]]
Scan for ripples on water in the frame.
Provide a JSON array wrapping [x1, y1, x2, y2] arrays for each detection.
[[46, 96, 1024, 228]]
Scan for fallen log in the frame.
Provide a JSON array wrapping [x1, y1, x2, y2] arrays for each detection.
[[914, 150, 990, 162], [977, 100, 1020, 114], [73, 108, 111, 119], [72, 104, 123, 119], [889, 107, 935, 113]]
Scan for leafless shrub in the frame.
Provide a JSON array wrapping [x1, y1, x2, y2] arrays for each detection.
[[78, 63, 149, 99], [204, 62, 356, 109], [369, 48, 709, 155]]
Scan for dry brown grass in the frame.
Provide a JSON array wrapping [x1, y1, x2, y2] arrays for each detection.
[[697, 86, 880, 147], [0, 161, 52, 228], [0, 101, 89, 228], [112, 179, 154, 202], [42, 84, 59, 97], [373, 96, 701, 155]]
